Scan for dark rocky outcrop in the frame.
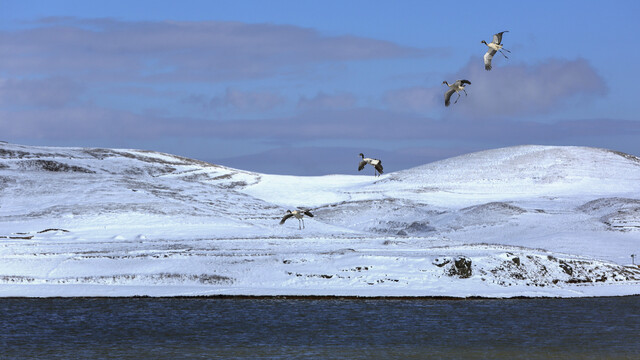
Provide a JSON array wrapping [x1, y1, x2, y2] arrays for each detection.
[[20, 160, 95, 173], [449, 257, 473, 278]]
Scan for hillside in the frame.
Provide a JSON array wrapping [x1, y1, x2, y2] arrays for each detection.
[[1, 142, 639, 297]]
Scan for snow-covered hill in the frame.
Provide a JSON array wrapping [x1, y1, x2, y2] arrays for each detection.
[[1, 142, 639, 297]]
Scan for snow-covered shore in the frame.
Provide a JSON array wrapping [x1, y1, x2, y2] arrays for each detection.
[[1, 142, 639, 297]]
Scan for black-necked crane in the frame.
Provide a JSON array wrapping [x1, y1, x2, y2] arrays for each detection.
[[481, 31, 510, 71], [442, 80, 471, 107], [358, 153, 383, 176], [279, 209, 314, 229]]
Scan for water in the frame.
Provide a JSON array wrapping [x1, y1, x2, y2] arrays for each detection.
[[1, 297, 638, 359]]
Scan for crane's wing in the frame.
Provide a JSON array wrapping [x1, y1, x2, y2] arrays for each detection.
[[358, 160, 367, 171], [303, 210, 314, 217], [374, 162, 383, 174], [460, 79, 471, 85], [279, 213, 293, 225], [444, 88, 456, 107], [493, 31, 508, 45], [484, 49, 496, 71]]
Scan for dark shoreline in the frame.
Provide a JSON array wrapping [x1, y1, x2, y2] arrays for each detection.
[[1, 294, 638, 300]]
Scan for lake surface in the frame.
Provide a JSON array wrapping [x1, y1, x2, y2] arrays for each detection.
[[1, 296, 638, 359]]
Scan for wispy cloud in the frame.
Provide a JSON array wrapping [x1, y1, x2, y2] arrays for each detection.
[[0, 17, 430, 83], [382, 58, 607, 116], [4, 104, 638, 145], [185, 88, 285, 112], [0, 107, 149, 139], [297, 92, 357, 111], [383, 86, 441, 112], [0, 77, 83, 108]]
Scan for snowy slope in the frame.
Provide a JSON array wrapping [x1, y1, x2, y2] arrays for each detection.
[[1, 142, 639, 297], [385, 145, 640, 199]]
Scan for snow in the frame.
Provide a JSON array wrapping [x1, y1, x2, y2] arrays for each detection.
[[1, 142, 639, 297]]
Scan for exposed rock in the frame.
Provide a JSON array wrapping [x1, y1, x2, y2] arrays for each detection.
[[404, 221, 436, 234], [461, 202, 526, 215], [559, 261, 573, 276], [19, 160, 95, 174], [38, 228, 70, 233], [433, 258, 451, 268], [449, 257, 473, 278]]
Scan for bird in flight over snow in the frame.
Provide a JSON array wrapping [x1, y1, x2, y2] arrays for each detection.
[[442, 80, 471, 107], [358, 153, 384, 177], [481, 31, 510, 70], [279, 209, 314, 230]]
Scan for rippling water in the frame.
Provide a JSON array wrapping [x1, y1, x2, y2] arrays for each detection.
[[1, 296, 639, 359]]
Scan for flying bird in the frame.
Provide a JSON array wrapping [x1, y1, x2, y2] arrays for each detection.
[[279, 209, 314, 230], [358, 153, 383, 176], [442, 80, 471, 107], [481, 31, 510, 70]]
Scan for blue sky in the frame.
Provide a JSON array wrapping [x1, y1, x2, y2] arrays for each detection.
[[1, 0, 639, 175]]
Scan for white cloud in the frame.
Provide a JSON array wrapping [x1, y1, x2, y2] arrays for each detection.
[[453, 58, 608, 117]]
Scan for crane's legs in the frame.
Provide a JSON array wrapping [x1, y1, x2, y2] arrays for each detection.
[[454, 93, 461, 104], [463, 89, 468, 96], [499, 50, 509, 59]]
